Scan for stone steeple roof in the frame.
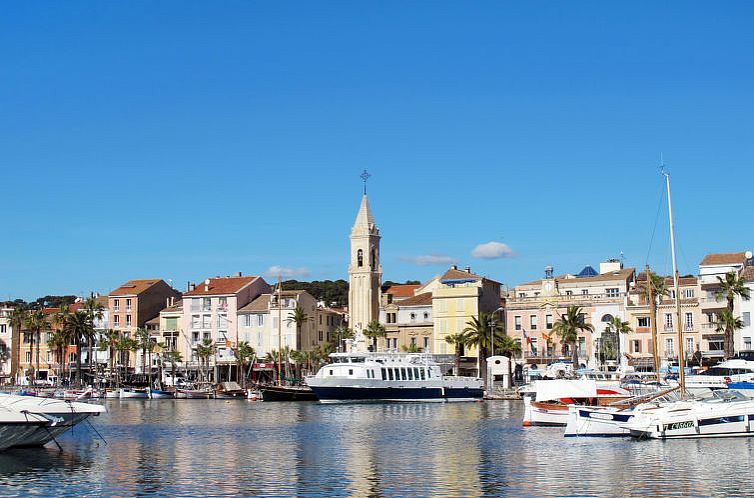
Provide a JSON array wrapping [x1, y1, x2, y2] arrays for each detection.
[[351, 194, 379, 235]]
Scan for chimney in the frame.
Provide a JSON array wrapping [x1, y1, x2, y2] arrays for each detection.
[[204, 279, 210, 292], [236, 271, 242, 277], [166, 297, 170, 307], [451, 265, 458, 270], [189, 282, 196, 292], [187, 281, 191, 292], [465, 266, 471, 273]]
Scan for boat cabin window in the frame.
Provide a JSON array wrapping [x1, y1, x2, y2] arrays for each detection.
[[381, 368, 387, 380], [420, 368, 426, 380], [400, 368, 407, 380], [413, 367, 420, 380], [407, 368, 413, 380], [329, 369, 333, 376], [348, 369, 353, 376], [351, 357, 365, 363], [427, 369, 432, 378], [388, 369, 394, 381]]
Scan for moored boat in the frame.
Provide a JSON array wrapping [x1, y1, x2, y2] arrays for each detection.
[[522, 379, 633, 426], [149, 389, 174, 399], [119, 388, 149, 399], [260, 384, 318, 401], [306, 352, 483, 403], [176, 388, 215, 399], [0, 407, 52, 451]]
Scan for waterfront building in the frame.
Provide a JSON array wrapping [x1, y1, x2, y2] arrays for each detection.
[[381, 291, 433, 352], [0, 307, 12, 384], [506, 260, 634, 369], [382, 284, 422, 304], [237, 289, 343, 357], [698, 251, 754, 355], [108, 279, 180, 336], [348, 193, 382, 351], [181, 274, 271, 382], [432, 266, 502, 365], [623, 273, 704, 369]]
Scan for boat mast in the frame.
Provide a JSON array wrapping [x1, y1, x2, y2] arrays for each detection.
[[277, 275, 283, 387], [663, 169, 685, 390], [646, 264, 661, 380]]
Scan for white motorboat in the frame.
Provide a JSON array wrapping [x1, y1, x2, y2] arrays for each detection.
[[0, 407, 52, 450], [119, 388, 149, 399], [624, 390, 754, 439], [0, 393, 106, 447], [522, 379, 633, 426], [684, 359, 754, 395], [306, 352, 483, 403], [563, 387, 681, 437]]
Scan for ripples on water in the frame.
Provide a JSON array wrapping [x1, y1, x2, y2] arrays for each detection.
[[0, 400, 751, 497]]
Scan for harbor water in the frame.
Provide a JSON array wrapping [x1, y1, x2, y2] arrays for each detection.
[[0, 399, 751, 497]]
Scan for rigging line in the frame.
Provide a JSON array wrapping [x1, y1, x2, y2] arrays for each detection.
[[645, 179, 668, 266]]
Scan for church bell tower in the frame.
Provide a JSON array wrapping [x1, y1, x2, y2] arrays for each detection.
[[348, 171, 382, 351]]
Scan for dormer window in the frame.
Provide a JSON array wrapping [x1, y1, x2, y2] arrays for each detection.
[[357, 249, 364, 267]]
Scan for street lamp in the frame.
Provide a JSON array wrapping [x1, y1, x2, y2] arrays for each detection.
[[488, 307, 504, 357]]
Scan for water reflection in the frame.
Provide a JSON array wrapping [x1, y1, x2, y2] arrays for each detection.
[[0, 400, 752, 496]]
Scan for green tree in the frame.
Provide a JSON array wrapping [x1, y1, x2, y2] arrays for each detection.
[[639, 271, 669, 304], [714, 271, 751, 358], [25, 309, 49, 387], [363, 320, 386, 352], [606, 316, 631, 365], [462, 312, 504, 385], [116, 336, 138, 386], [332, 324, 353, 352], [83, 294, 104, 382], [7, 307, 27, 385], [233, 341, 255, 388], [195, 338, 215, 384], [444, 332, 467, 375], [63, 310, 92, 388], [401, 343, 423, 353], [99, 329, 120, 387], [286, 305, 311, 350], [163, 349, 183, 388], [46, 330, 66, 384], [552, 306, 594, 368], [715, 310, 744, 357], [135, 329, 156, 388]]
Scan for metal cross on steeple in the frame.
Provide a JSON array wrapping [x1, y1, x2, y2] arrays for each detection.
[[360, 169, 371, 195]]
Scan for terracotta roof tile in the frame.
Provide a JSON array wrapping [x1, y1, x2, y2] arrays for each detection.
[[517, 268, 635, 288], [700, 252, 748, 266], [440, 268, 482, 282], [386, 285, 421, 298], [741, 266, 754, 283], [396, 292, 432, 307], [184, 276, 259, 296], [238, 294, 271, 314], [162, 300, 183, 313], [110, 279, 165, 296]]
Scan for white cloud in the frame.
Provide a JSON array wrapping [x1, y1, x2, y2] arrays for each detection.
[[399, 254, 459, 266], [265, 266, 311, 278], [471, 241, 515, 260]]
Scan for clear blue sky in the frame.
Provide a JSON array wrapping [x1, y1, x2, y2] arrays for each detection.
[[2, 2, 753, 301]]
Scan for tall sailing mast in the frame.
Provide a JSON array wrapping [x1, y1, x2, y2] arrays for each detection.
[[277, 275, 283, 386], [663, 169, 686, 390]]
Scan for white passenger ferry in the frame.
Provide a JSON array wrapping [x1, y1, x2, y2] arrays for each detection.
[[306, 352, 484, 403]]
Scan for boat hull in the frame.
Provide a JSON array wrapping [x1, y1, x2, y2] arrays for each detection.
[[310, 385, 483, 403], [523, 397, 569, 426], [564, 405, 633, 437], [261, 386, 318, 402]]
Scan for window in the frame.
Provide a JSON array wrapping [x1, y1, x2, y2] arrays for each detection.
[[665, 338, 674, 357], [218, 315, 228, 329], [515, 316, 522, 331], [686, 337, 694, 355], [423, 312, 429, 320], [638, 317, 650, 328], [530, 337, 538, 355], [565, 290, 573, 296], [745, 337, 752, 350], [203, 332, 211, 341], [530, 315, 538, 330], [257, 314, 265, 327], [218, 297, 228, 312], [420, 368, 426, 380], [582, 289, 588, 296], [0, 325, 5, 334], [518, 293, 526, 298], [243, 315, 251, 327], [113, 315, 120, 326], [632, 340, 641, 353], [400, 368, 407, 380], [357, 249, 363, 267], [113, 299, 120, 311], [546, 315, 553, 329], [348, 369, 353, 376], [46, 351, 51, 362], [669, 289, 676, 299], [202, 315, 211, 329], [685, 313, 693, 330], [318, 331, 323, 341], [578, 313, 585, 324], [709, 339, 724, 351], [26, 352, 31, 363], [665, 314, 673, 330], [410, 337, 417, 347], [684, 288, 695, 299], [126, 315, 132, 327], [410, 313, 416, 322], [125, 298, 132, 312], [744, 312, 751, 327], [456, 298, 464, 310], [202, 298, 211, 312], [388, 369, 394, 381], [381, 368, 387, 380], [423, 337, 429, 351], [407, 368, 413, 380], [606, 288, 619, 298]]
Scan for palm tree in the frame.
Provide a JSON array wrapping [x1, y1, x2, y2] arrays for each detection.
[[83, 294, 104, 382], [444, 332, 467, 375], [64, 311, 92, 388], [46, 331, 66, 383], [99, 329, 120, 387], [117, 336, 138, 385], [233, 341, 255, 388], [195, 338, 215, 384], [606, 316, 631, 365], [25, 309, 49, 387], [715, 310, 744, 357], [135, 329, 155, 387], [401, 343, 423, 353], [363, 320, 386, 352], [552, 306, 594, 368], [714, 271, 751, 358], [639, 271, 669, 304], [496, 334, 522, 385], [7, 307, 27, 385], [285, 305, 311, 350], [332, 324, 353, 352], [462, 312, 504, 385], [163, 349, 183, 388]]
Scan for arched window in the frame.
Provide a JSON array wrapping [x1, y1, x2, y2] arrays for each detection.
[[357, 249, 363, 267], [601, 314, 613, 323]]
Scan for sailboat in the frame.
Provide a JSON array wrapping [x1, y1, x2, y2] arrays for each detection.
[[260, 276, 317, 402], [622, 169, 754, 439]]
